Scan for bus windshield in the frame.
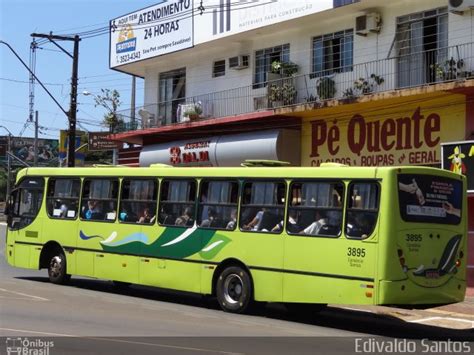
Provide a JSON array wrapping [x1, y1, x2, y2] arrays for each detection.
[[398, 174, 462, 225]]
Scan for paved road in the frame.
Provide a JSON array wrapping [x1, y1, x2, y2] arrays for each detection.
[[0, 224, 472, 354]]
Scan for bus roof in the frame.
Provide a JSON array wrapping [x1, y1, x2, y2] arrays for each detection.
[[15, 165, 463, 182]]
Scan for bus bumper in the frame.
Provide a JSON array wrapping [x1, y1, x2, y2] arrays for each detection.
[[378, 277, 466, 305]]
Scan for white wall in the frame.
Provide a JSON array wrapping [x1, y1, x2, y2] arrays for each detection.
[[141, 0, 474, 117]]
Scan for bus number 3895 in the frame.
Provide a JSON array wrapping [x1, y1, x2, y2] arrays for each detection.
[[347, 247, 366, 258]]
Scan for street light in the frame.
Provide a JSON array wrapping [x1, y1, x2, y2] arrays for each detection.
[[0, 125, 13, 200]]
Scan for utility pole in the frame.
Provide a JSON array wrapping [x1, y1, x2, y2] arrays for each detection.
[[34, 110, 38, 167], [31, 33, 81, 167], [131, 76, 136, 129], [68, 35, 80, 167]]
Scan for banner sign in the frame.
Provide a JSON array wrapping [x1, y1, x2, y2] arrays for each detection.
[[109, 0, 194, 68], [0, 136, 59, 167], [398, 174, 463, 225], [88, 132, 120, 151], [441, 140, 474, 192], [302, 95, 466, 168], [109, 0, 333, 68], [194, 0, 332, 45], [59, 130, 86, 166]]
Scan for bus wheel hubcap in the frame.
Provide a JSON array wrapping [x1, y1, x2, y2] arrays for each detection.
[[50, 256, 62, 277], [224, 274, 243, 304]]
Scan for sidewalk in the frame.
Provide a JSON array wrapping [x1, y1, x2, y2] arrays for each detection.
[[342, 293, 474, 330]]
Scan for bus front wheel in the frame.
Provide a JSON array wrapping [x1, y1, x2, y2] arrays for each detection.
[[216, 266, 253, 314], [47, 249, 70, 285]]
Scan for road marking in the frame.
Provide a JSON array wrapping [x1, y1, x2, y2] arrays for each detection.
[[0, 288, 49, 301], [408, 317, 474, 327], [0, 222, 6, 226], [0, 327, 74, 337], [0, 328, 243, 354]]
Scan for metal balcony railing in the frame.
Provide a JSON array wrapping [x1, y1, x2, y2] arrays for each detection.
[[116, 42, 474, 133]]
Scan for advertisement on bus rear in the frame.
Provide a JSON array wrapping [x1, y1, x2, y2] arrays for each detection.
[[398, 174, 462, 225]]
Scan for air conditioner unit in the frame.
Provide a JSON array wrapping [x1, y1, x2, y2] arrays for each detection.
[[177, 103, 195, 122], [356, 12, 381, 36], [229, 55, 249, 70], [449, 0, 474, 13]]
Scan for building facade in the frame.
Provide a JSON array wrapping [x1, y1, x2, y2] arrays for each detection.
[[109, 0, 474, 286]]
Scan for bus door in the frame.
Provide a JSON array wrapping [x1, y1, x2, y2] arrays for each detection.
[[6, 177, 45, 269], [283, 181, 379, 304]]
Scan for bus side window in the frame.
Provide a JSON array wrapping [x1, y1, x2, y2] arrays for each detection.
[[119, 179, 158, 224], [345, 182, 379, 239], [158, 179, 196, 227], [46, 178, 81, 219], [287, 181, 343, 237], [198, 180, 239, 230], [81, 179, 119, 222], [240, 180, 285, 234]]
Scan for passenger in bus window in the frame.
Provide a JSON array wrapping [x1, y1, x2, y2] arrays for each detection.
[[347, 213, 373, 238], [272, 209, 298, 232], [59, 203, 68, 218], [226, 209, 237, 230], [175, 207, 193, 226], [242, 208, 265, 231], [138, 207, 154, 223], [83, 200, 103, 220], [200, 207, 216, 227], [302, 210, 327, 235]]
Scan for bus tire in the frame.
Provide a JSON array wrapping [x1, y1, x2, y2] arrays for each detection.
[[216, 266, 253, 314], [47, 248, 70, 285]]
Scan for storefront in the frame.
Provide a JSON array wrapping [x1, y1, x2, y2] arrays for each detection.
[[301, 93, 466, 167]]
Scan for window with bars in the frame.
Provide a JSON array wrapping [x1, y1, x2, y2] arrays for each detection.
[[312, 29, 353, 77], [254, 44, 290, 88], [212, 60, 226, 78]]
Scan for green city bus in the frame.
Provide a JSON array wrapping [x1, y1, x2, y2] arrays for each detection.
[[5, 163, 467, 313]]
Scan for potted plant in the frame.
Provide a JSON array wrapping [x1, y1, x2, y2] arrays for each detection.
[[317, 76, 336, 100], [183, 104, 203, 120], [353, 74, 384, 94], [430, 57, 465, 81]]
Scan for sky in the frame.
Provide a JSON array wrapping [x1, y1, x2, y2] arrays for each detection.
[[0, 0, 153, 140]]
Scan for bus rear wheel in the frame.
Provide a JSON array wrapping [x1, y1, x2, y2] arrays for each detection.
[[216, 266, 252, 314], [47, 249, 70, 285]]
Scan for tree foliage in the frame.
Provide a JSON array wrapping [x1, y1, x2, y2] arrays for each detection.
[[93, 89, 123, 133]]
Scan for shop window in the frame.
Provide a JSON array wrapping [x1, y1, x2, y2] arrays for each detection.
[[159, 179, 196, 227], [240, 181, 285, 233], [119, 179, 158, 224], [287, 181, 343, 237], [46, 178, 81, 219], [198, 180, 239, 230], [81, 179, 119, 222]]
